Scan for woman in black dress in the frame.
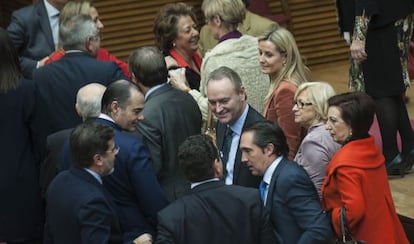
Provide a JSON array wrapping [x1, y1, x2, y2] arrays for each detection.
[[337, 0, 414, 176]]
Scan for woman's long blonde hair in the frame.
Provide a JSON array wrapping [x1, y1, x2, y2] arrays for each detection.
[[259, 27, 311, 101]]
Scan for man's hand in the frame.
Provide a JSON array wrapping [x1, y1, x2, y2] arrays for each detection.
[[37, 55, 50, 68]]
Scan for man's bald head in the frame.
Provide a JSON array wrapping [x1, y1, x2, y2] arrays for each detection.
[[75, 83, 106, 120]]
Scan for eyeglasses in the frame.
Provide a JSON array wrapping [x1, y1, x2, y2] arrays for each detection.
[[107, 145, 119, 154], [293, 100, 313, 109]]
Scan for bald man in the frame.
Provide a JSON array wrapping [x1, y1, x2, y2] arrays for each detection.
[[40, 83, 106, 198]]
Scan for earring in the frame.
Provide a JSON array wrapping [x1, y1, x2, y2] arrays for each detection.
[[173, 42, 176, 47]]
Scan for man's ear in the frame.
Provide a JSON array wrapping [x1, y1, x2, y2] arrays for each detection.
[[110, 101, 119, 116], [131, 72, 137, 83], [75, 103, 81, 116], [213, 158, 223, 179], [93, 153, 103, 167], [85, 37, 93, 53], [239, 86, 246, 101], [264, 143, 275, 157]]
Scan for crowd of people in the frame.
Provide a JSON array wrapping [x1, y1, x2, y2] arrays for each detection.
[[0, 0, 412, 243]]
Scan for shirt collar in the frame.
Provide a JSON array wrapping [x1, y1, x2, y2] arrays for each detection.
[[191, 178, 220, 189], [84, 168, 103, 184], [98, 113, 116, 123], [44, 0, 60, 18], [145, 83, 167, 101], [229, 104, 249, 136], [263, 156, 283, 185]]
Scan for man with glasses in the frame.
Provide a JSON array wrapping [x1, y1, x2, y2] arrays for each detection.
[[206, 66, 266, 188], [45, 122, 123, 243]]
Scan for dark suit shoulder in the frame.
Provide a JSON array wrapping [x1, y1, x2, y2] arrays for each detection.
[[10, 2, 38, 17], [48, 169, 103, 198], [245, 106, 266, 125], [273, 159, 315, 193]]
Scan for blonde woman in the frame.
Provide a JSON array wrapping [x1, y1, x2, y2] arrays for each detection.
[[293, 82, 341, 198], [258, 27, 311, 159]]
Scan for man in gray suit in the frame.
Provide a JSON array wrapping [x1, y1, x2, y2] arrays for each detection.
[[129, 46, 202, 201], [7, 0, 69, 78]]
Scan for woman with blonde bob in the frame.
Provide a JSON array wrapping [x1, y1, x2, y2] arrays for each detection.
[[258, 27, 311, 159], [292, 82, 341, 198]]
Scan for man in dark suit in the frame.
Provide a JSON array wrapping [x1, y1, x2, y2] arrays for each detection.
[[156, 134, 275, 244], [87, 80, 168, 243], [129, 46, 202, 201], [240, 121, 333, 244], [40, 83, 106, 198], [45, 122, 122, 243], [7, 0, 68, 78], [33, 14, 126, 149], [206, 66, 265, 188]]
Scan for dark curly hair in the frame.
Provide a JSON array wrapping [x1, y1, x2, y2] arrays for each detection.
[[178, 134, 220, 182], [153, 2, 198, 55]]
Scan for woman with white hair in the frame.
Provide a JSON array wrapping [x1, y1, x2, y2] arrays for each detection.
[[292, 82, 341, 198]]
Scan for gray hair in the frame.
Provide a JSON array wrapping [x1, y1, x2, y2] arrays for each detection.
[[60, 14, 97, 51], [76, 83, 106, 120]]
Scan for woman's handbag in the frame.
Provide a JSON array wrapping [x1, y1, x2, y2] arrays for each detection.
[[335, 207, 365, 244]]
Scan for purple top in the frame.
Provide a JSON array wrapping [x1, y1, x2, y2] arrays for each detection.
[[294, 123, 341, 199], [218, 31, 242, 43]]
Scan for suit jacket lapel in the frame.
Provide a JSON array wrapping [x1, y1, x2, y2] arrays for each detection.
[[233, 107, 255, 182], [37, 2, 55, 50], [216, 122, 226, 154], [265, 158, 287, 209], [71, 168, 122, 239]]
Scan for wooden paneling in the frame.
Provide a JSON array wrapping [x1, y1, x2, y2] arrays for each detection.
[[1, 0, 348, 67], [268, 0, 349, 67]]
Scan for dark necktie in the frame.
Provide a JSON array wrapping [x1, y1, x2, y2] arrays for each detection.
[[221, 127, 233, 168], [259, 180, 268, 202]]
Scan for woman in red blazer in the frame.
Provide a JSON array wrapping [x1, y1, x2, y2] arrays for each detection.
[[321, 92, 408, 243], [258, 27, 310, 159]]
